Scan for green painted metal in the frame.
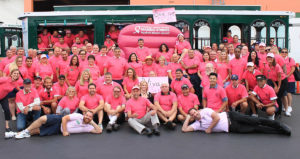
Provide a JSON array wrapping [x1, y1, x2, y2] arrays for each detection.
[[23, 7, 289, 51], [296, 12, 300, 17], [0, 27, 22, 57], [54, 5, 261, 11]]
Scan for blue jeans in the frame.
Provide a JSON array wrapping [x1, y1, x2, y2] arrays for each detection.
[[17, 110, 41, 131]]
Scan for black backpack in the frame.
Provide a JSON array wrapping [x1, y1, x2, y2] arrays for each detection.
[[289, 58, 300, 81]]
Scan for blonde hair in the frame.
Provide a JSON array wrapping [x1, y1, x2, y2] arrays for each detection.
[[66, 86, 76, 96], [80, 69, 93, 86], [139, 80, 149, 92], [218, 51, 229, 63], [9, 56, 22, 74]]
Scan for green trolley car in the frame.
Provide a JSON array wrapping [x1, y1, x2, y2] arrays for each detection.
[[0, 24, 22, 57], [18, 5, 293, 53]]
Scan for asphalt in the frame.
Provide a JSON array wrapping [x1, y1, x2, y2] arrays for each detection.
[[0, 95, 299, 159]]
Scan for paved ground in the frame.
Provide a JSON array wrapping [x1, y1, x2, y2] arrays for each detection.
[[0, 96, 299, 159]]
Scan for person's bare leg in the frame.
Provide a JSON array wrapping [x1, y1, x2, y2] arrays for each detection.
[[282, 96, 288, 110], [51, 102, 57, 114], [287, 93, 293, 107], [5, 121, 9, 129], [240, 102, 248, 114], [26, 116, 47, 133], [8, 98, 16, 118], [29, 128, 40, 135], [266, 107, 276, 116], [98, 110, 103, 124], [157, 111, 168, 123], [177, 114, 185, 122], [249, 100, 257, 114], [168, 111, 177, 121]]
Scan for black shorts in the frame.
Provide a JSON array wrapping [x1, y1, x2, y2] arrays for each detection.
[[40, 114, 63, 136], [261, 106, 279, 112], [287, 82, 295, 93]]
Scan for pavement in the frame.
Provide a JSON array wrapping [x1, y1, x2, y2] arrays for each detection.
[[0, 95, 299, 159]]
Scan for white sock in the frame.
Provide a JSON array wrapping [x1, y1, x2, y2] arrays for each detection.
[[108, 115, 117, 124], [24, 129, 29, 133]]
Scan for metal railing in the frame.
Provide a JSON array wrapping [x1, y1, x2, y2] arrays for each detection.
[[193, 37, 211, 50]]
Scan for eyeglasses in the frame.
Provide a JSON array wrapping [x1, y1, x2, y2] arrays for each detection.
[[281, 51, 288, 53]]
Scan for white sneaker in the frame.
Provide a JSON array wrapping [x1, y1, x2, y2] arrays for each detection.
[[285, 111, 291, 117], [287, 106, 292, 113], [268, 115, 275, 120], [15, 130, 31, 139], [5, 131, 17, 139], [12, 116, 16, 121], [251, 114, 258, 117]]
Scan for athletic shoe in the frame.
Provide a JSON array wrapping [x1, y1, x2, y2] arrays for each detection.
[[251, 114, 258, 117], [113, 124, 120, 131], [279, 123, 291, 136], [106, 124, 113, 133], [11, 116, 16, 121], [141, 127, 152, 136], [268, 114, 275, 120], [287, 106, 292, 113], [285, 111, 291, 117], [5, 131, 17, 139], [15, 130, 30, 139]]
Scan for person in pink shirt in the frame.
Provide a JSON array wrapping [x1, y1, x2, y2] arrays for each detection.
[[202, 73, 228, 113], [85, 43, 93, 55], [16, 79, 41, 131], [56, 86, 79, 116], [54, 36, 69, 50], [50, 31, 60, 47], [197, 52, 216, 78], [95, 72, 123, 101], [57, 50, 70, 79], [156, 56, 169, 77], [199, 63, 223, 89], [0, 50, 15, 76], [103, 47, 127, 85], [261, 53, 287, 117], [78, 50, 88, 70], [15, 111, 102, 139], [82, 55, 100, 81], [53, 75, 68, 101], [70, 46, 79, 56], [79, 83, 105, 129], [247, 50, 263, 71], [270, 46, 286, 71], [225, 75, 248, 114], [108, 25, 120, 42], [249, 75, 278, 120], [37, 37, 47, 51], [3, 56, 28, 79], [174, 33, 191, 55], [65, 55, 80, 86], [24, 57, 36, 82], [142, 56, 157, 77], [64, 30, 74, 48], [126, 85, 160, 136], [232, 35, 241, 48], [95, 45, 111, 76], [36, 54, 53, 80], [122, 68, 139, 99], [258, 42, 267, 64], [72, 37, 84, 49], [181, 107, 291, 136], [242, 62, 262, 92], [170, 69, 194, 95], [74, 30, 89, 44], [91, 44, 100, 55], [135, 38, 152, 62], [32, 76, 43, 93], [104, 35, 115, 51], [241, 46, 249, 60], [155, 43, 173, 63], [229, 48, 246, 79], [223, 30, 233, 44], [38, 28, 51, 48], [48, 47, 62, 82], [217, 51, 230, 87], [181, 49, 201, 100], [183, 26, 189, 40], [177, 84, 199, 123], [104, 86, 126, 132], [154, 83, 178, 130], [167, 54, 187, 80], [75, 69, 93, 99], [128, 53, 143, 77]]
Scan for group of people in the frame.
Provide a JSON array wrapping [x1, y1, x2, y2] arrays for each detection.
[[0, 29, 294, 139]]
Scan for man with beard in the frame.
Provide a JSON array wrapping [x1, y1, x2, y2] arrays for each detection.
[[15, 110, 102, 139]]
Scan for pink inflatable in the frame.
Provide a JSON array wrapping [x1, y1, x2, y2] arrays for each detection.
[[118, 24, 182, 59]]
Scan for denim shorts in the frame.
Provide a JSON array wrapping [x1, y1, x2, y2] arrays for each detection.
[[40, 114, 63, 136]]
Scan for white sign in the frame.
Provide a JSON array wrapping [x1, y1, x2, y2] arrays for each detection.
[[153, 7, 177, 24], [138, 77, 168, 93]]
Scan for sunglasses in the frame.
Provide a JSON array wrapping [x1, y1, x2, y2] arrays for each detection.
[[47, 91, 51, 98], [281, 51, 288, 53]]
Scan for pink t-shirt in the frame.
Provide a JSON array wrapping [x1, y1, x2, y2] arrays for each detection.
[[203, 85, 227, 111], [155, 51, 173, 62], [108, 31, 120, 41], [81, 65, 100, 81], [242, 69, 262, 90], [39, 33, 51, 47], [154, 92, 177, 111], [167, 62, 185, 79], [258, 52, 267, 64], [65, 66, 80, 86], [15, 89, 39, 114], [283, 57, 296, 82], [72, 43, 84, 49], [198, 62, 217, 76], [60, 113, 94, 133], [54, 42, 69, 49], [190, 108, 229, 132], [253, 84, 278, 107], [229, 58, 246, 79], [225, 83, 248, 106], [223, 37, 233, 44], [58, 96, 79, 113], [80, 94, 103, 109], [261, 64, 286, 81], [156, 65, 169, 77], [105, 94, 126, 110], [96, 80, 123, 101], [58, 59, 70, 75], [75, 81, 89, 99], [126, 97, 152, 119], [49, 56, 62, 81], [142, 63, 157, 77], [0, 77, 17, 99], [175, 40, 191, 54], [25, 65, 36, 82], [105, 57, 128, 80], [50, 35, 59, 44], [107, 50, 126, 58], [200, 73, 223, 88], [128, 62, 143, 77], [4, 65, 28, 79], [170, 77, 193, 95], [135, 47, 152, 62], [74, 34, 89, 44], [178, 93, 200, 113], [36, 63, 53, 79], [53, 82, 68, 97], [182, 57, 200, 74], [122, 77, 139, 94], [95, 55, 111, 76], [216, 62, 229, 82], [0, 56, 15, 71], [64, 35, 75, 47], [104, 40, 114, 49]]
